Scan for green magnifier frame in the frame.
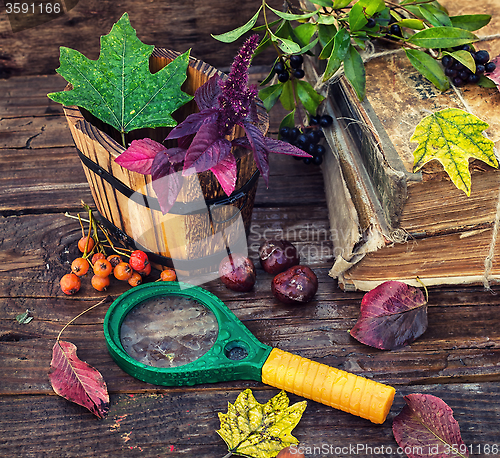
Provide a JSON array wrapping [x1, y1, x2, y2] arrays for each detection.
[[104, 282, 396, 424], [104, 282, 272, 387]]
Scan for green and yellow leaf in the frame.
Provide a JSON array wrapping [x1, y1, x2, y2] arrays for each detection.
[[217, 389, 306, 458], [411, 108, 498, 196]]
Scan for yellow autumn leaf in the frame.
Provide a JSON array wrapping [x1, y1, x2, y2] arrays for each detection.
[[217, 389, 306, 458], [411, 107, 498, 196]]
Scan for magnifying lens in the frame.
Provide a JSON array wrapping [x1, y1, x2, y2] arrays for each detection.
[[104, 282, 395, 424]]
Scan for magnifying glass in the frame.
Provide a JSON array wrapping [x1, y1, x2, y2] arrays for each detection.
[[104, 282, 395, 424]]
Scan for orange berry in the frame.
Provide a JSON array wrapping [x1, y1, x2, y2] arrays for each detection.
[[93, 258, 113, 278], [78, 236, 95, 253], [91, 274, 110, 291], [160, 268, 177, 282], [107, 254, 122, 268], [91, 252, 106, 264], [71, 257, 90, 277], [114, 262, 133, 281], [128, 272, 142, 287], [137, 263, 152, 277], [60, 273, 81, 295]]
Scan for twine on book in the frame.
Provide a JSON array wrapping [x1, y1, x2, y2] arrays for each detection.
[[483, 187, 500, 291], [449, 80, 500, 290]]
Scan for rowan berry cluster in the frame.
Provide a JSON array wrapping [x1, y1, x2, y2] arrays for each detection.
[[59, 206, 177, 295]]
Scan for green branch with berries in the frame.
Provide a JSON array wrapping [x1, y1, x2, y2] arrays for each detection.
[[213, 0, 497, 139]]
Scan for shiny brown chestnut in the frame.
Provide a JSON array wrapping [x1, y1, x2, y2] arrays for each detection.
[[219, 253, 256, 292], [271, 265, 318, 305], [259, 240, 300, 275]]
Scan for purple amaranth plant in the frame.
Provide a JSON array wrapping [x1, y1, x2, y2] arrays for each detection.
[[115, 34, 310, 214]]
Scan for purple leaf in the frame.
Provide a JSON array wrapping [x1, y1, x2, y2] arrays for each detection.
[[166, 109, 219, 140], [195, 75, 222, 110], [264, 137, 311, 158], [114, 138, 167, 175], [151, 150, 183, 214], [349, 280, 427, 350], [183, 122, 232, 173], [210, 153, 237, 196], [241, 122, 270, 185], [393, 394, 469, 458]]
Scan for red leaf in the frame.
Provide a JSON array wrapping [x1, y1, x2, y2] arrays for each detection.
[[114, 138, 166, 175], [349, 280, 427, 350], [48, 341, 109, 418], [393, 394, 469, 458], [210, 153, 237, 196]]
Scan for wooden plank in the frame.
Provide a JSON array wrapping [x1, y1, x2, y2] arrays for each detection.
[[0, 383, 498, 457], [2, 275, 500, 395], [0, 0, 282, 77]]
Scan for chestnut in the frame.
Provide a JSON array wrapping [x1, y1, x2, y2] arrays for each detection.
[[219, 253, 256, 292], [271, 265, 318, 305], [259, 240, 299, 275]]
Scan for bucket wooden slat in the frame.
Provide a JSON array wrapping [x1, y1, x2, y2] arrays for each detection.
[[62, 48, 269, 273]]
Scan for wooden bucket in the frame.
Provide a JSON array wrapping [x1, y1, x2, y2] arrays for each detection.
[[63, 48, 268, 277]]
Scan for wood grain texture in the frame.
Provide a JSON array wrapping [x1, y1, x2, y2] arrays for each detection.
[[0, 0, 282, 78], [2, 12, 500, 456]]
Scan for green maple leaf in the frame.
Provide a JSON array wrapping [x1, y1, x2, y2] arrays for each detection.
[[217, 389, 306, 458], [411, 108, 498, 195], [48, 13, 192, 144]]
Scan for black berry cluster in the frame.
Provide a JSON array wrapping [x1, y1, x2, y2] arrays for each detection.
[[279, 115, 333, 166], [274, 54, 305, 83], [442, 45, 496, 87]]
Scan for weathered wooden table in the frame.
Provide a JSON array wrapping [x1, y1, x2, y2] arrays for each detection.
[[1, 64, 500, 458]]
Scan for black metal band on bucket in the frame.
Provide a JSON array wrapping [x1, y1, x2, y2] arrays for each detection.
[[77, 149, 258, 270], [77, 149, 260, 216]]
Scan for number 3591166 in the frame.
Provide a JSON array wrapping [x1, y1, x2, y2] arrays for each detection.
[[5, 3, 61, 14]]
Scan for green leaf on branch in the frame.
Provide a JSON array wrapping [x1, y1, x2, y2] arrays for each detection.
[[344, 44, 366, 100], [293, 23, 317, 47], [266, 5, 318, 22], [48, 13, 192, 141], [279, 80, 295, 112], [269, 29, 301, 54], [418, 4, 452, 27], [407, 26, 478, 49], [310, 0, 334, 7], [442, 49, 476, 73], [450, 14, 491, 31], [333, 0, 352, 9], [212, 6, 263, 42], [411, 108, 498, 196], [405, 48, 449, 91], [296, 80, 325, 115], [396, 18, 425, 30], [322, 28, 350, 80], [279, 110, 296, 138], [217, 389, 306, 458], [259, 84, 283, 112]]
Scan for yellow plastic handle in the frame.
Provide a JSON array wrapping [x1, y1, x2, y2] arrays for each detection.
[[261, 348, 395, 424]]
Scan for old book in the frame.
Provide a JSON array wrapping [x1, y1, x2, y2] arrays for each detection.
[[304, 1, 500, 291]]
